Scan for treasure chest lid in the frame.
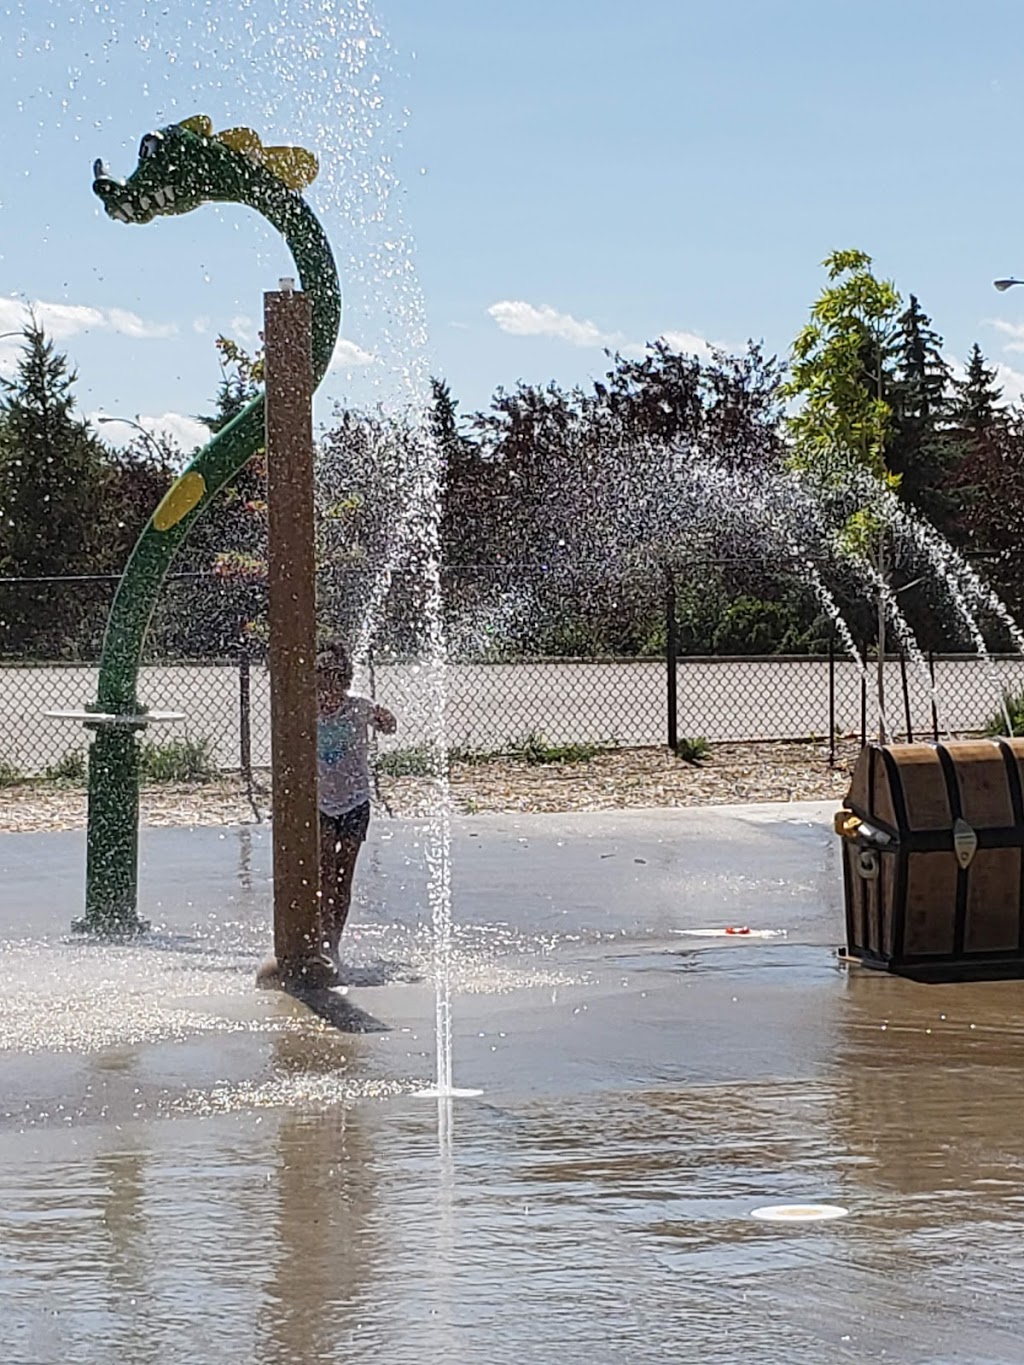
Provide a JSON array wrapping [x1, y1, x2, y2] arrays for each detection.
[[844, 739, 1024, 837]]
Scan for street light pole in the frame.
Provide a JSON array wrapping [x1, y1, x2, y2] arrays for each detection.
[[96, 413, 164, 463], [994, 279, 1024, 292]]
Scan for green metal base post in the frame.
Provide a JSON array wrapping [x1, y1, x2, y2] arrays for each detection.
[[76, 725, 149, 935]]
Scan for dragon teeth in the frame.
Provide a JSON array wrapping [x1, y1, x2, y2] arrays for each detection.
[[163, 186, 175, 202], [120, 203, 135, 220], [139, 196, 151, 211], [153, 188, 166, 207]]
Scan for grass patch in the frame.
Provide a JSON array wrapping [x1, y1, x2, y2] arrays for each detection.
[[375, 735, 615, 776], [139, 736, 218, 783], [375, 745, 438, 778], [448, 743, 498, 766], [675, 736, 711, 765], [44, 749, 87, 783], [509, 731, 610, 765], [0, 756, 22, 787], [375, 743, 505, 777]]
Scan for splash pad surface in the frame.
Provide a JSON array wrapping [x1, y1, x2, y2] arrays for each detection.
[[3, 803, 1024, 1364]]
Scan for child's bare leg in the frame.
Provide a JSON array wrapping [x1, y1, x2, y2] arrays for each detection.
[[324, 835, 362, 968]]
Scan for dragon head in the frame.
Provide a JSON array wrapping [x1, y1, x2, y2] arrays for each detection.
[[93, 114, 318, 225]]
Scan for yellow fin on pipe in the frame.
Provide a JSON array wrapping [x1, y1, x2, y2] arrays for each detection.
[[178, 114, 214, 138], [153, 471, 207, 532], [263, 145, 319, 190], [216, 126, 264, 160]]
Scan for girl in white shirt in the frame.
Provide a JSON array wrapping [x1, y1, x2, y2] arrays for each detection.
[[316, 639, 396, 977]]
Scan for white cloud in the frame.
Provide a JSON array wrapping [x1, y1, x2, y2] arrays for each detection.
[[995, 362, 1024, 405], [103, 308, 177, 340], [488, 300, 619, 349], [487, 299, 716, 359], [986, 317, 1024, 354], [229, 314, 256, 342], [659, 329, 714, 359], [89, 410, 209, 455], [0, 294, 177, 344], [329, 336, 375, 370], [193, 316, 212, 335]]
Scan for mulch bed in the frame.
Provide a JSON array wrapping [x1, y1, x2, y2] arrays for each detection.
[[0, 740, 860, 833]]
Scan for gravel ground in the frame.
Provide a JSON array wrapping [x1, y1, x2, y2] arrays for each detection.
[[0, 740, 859, 834]]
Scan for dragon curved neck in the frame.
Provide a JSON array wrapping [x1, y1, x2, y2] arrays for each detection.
[[96, 179, 341, 711], [240, 176, 342, 382]]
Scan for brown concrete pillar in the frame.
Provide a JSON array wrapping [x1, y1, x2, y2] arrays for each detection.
[[256, 280, 329, 991]]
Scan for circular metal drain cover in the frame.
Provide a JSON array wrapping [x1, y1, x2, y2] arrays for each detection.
[[750, 1203, 849, 1223]]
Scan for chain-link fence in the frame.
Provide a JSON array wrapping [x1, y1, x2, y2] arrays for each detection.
[[2, 568, 1023, 778]]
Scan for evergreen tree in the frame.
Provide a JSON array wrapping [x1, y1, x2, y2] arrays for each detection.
[[945, 413, 1024, 620], [0, 321, 112, 576], [0, 321, 115, 654], [886, 294, 958, 532], [951, 343, 1003, 434], [433, 377, 488, 569]]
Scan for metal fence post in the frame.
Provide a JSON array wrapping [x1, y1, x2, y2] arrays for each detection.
[[900, 648, 913, 743], [239, 648, 252, 785], [929, 651, 939, 742], [665, 566, 678, 751], [828, 633, 836, 767]]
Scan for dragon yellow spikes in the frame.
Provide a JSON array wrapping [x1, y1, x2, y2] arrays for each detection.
[[178, 113, 319, 191]]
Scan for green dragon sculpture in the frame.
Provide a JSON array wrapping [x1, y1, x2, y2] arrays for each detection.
[[84, 115, 341, 929]]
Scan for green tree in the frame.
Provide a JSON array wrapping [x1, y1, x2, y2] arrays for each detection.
[[951, 343, 1003, 435], [781, 249, 904, 736], [434, 376, 490, 570], [886, 293, 958, 533], [944, 344, 1008, 564], [0, 321, 117, 654], [782, 248, 901, 484], [158, 336, 267, 657]]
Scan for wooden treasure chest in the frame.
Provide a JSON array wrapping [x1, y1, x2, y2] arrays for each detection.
[[836, 739, 1024, 979]]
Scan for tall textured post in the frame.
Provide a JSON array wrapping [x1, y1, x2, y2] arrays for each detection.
[[665, 566, 678, 752], [256, 280, 327, 991]]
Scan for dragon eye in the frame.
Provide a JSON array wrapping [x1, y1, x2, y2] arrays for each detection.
[[139, 133, 163, 159]]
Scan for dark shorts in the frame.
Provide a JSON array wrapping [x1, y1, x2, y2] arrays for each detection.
[[320, 801, 370, 847]]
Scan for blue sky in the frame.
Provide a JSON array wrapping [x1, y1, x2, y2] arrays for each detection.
[[3, 0, 1024, 452]]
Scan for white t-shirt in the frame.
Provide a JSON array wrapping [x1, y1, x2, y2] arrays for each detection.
[[317, 695, 375, 817]]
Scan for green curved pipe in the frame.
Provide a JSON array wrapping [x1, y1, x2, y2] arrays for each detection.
[[82, 118, 340, 929]]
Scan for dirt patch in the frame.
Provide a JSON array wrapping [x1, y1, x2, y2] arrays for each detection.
[[0, 740, 859, 834]]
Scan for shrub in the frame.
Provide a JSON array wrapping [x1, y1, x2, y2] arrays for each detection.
[[44, 749, 87, 782], [675, 736, 711, 765], [139, 736, 217, 783], [985, 691, 1024, 738], [0, 756, 22, 787], [510, 731, 610, 765]]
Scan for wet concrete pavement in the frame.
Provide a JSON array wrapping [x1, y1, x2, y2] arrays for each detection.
[[3, 803, 1024, 1363]]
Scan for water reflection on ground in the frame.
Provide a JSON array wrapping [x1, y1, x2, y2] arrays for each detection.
[[2, 806, 1024, 1363]]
